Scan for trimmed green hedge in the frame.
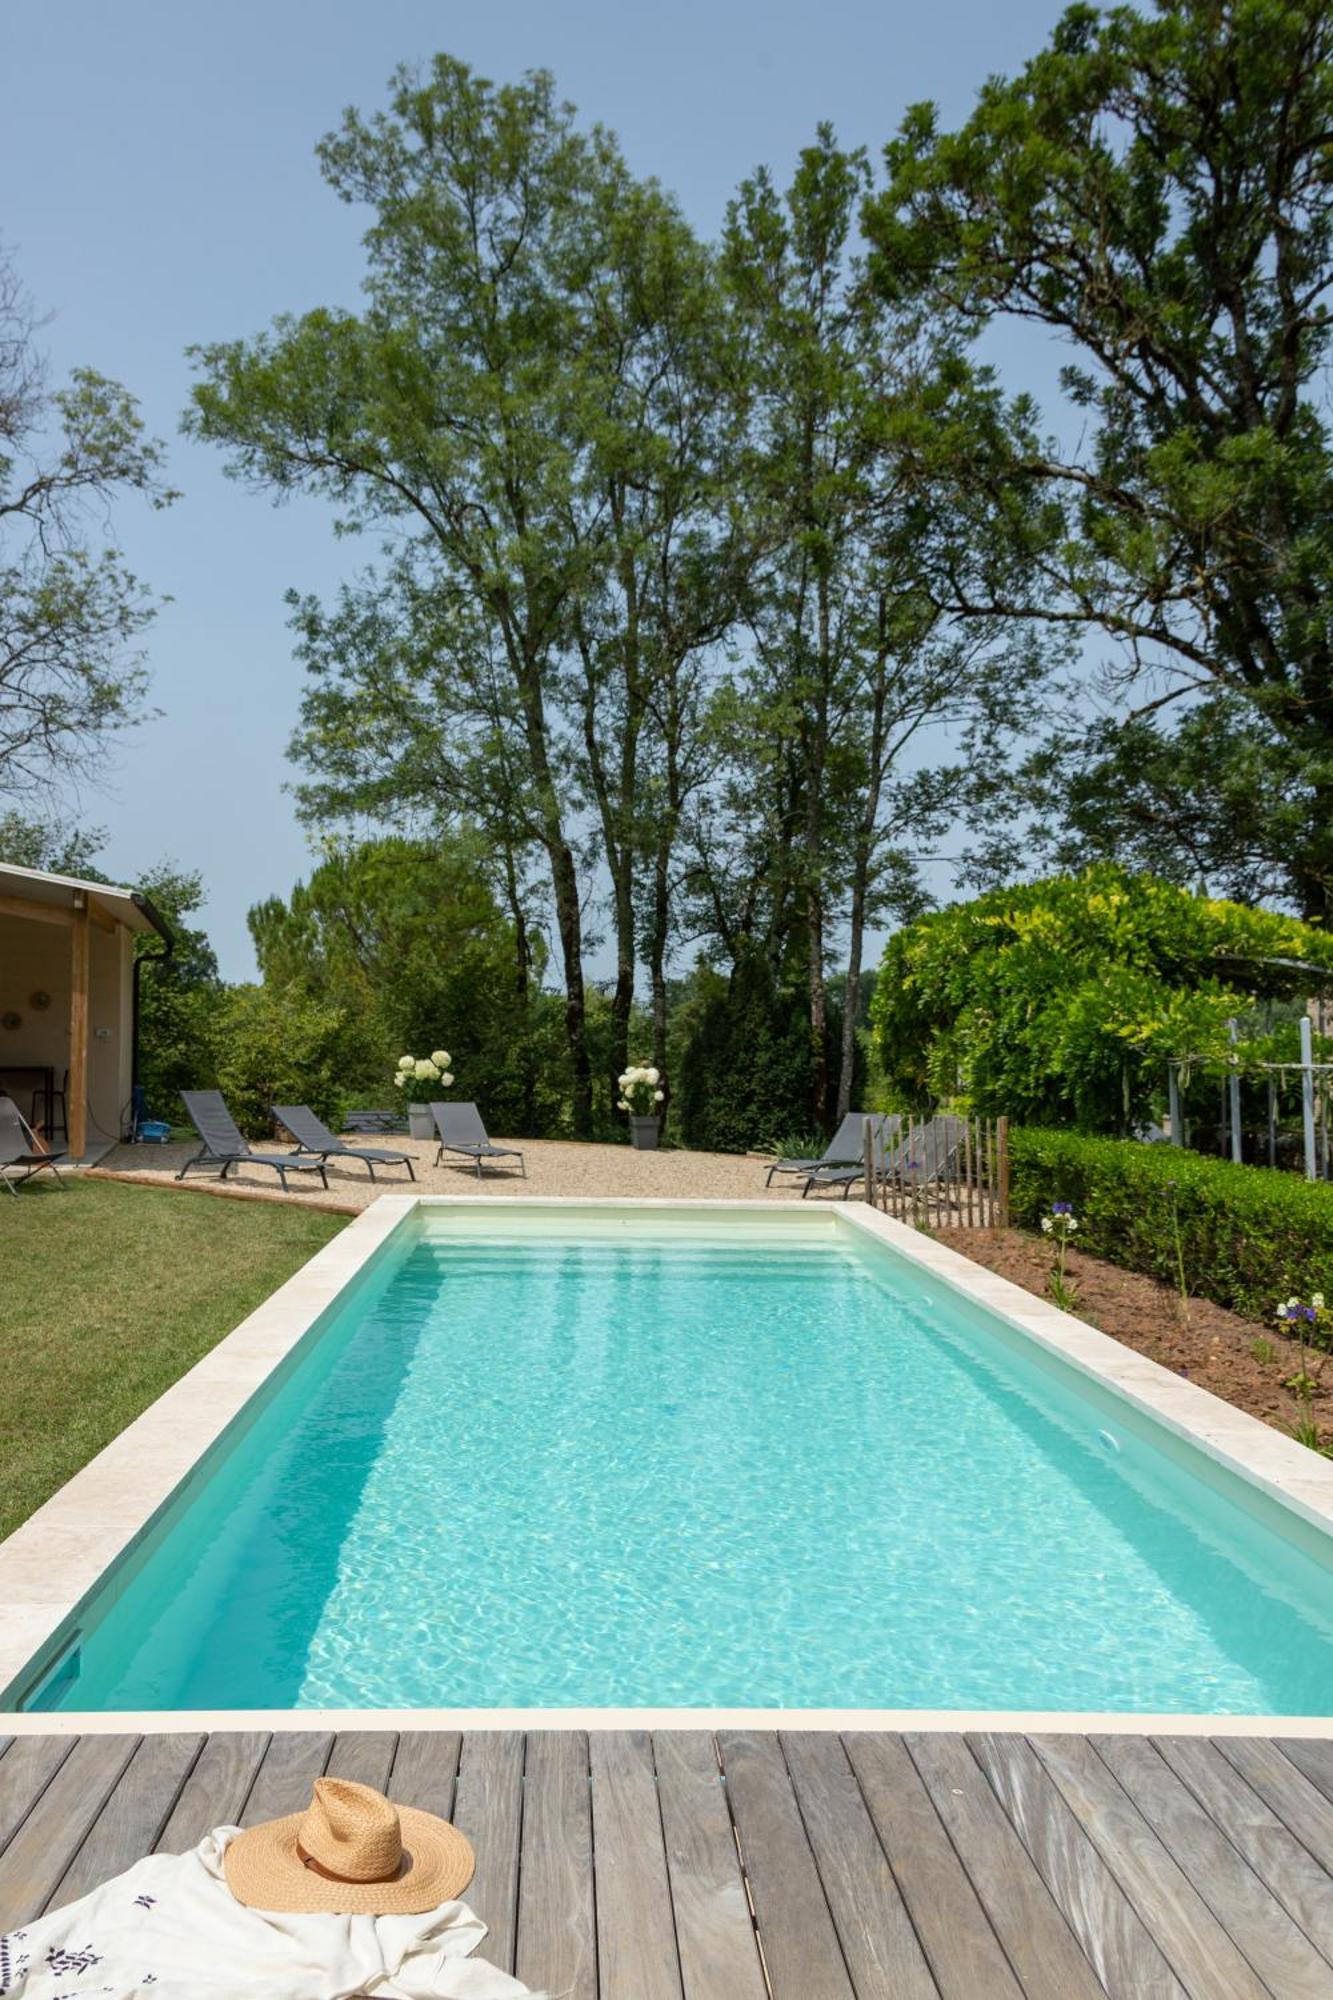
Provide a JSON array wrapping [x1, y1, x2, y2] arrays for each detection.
[[1008, 1128, 1333, 1325]]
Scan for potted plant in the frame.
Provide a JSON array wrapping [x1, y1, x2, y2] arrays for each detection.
[[618, 1064, 665, 1149], [394, 1051, 454, 1139]]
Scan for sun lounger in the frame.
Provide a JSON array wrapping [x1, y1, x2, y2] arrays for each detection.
[[177, 1090, 329, 1191], [806, 1112, 966, 1199], [0, 1096, 67, 1192], [767, 1111, 898, 1188], [430, 1101, 526, 1181], [272, 1104, 416, 1182]]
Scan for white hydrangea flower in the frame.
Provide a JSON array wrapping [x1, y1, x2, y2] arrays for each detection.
[[431, 1050, 451, 1069], [414, 1058, 437, 1081], [646, 1067, 660, 1085], [397, 1055, 414, 1072], [654, 1089, 664, 1101], [617, 1098, 630, 1110]]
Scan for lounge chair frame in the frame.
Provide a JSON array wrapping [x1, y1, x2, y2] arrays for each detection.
[[0, 1097, 68, 1193], [177, 1091, 329, 1192], [766, 1112, 897, 1192], [272, 1104, 417, 1183], [430, 1101, 526, 1182]]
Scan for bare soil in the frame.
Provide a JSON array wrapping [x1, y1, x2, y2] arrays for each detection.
[[949, 1226, 1333, 1451]]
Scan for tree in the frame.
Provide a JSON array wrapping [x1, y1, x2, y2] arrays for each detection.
[[704, 129, 1045, 1124], [187, 58, 638, 1133], [0, 245, 173, 798], [248, 834, 566, 1134], [864, 0, 1333, 920]]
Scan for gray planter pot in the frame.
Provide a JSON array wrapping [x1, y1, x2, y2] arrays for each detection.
[[630, 1115, 661, 1151], [407, 1102, 435, 1140]]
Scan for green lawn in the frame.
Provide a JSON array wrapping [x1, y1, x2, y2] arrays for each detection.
[[0, 1177, 346, 1542]]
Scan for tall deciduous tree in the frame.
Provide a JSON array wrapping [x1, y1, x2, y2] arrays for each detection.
[[0, 247, 172, 798], [187, 58, 635, 1133], [864, 0, 1333, 921]]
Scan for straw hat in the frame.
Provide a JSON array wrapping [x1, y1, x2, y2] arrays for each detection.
[[224, 1778, 475, 1915]]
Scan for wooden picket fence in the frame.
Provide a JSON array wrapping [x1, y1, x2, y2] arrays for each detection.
[[862, 1113, 1009, 1228]]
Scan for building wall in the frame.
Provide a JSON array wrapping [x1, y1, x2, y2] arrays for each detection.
[[0, 911, 134, 1143]]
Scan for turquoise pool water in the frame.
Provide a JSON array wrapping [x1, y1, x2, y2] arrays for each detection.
[[22, 1218, 1333, 1712]]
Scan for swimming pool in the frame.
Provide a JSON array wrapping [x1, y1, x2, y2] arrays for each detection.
[[7, 1202, 1333, 1715]]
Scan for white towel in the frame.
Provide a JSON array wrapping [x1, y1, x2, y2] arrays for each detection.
[[0, 1827, 537, 1998]]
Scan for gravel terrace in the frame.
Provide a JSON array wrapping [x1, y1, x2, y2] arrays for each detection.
[[91, 1133, 809, 1209]]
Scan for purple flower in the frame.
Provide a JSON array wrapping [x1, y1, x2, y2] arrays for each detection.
[[1051, 1201, 1074, 1215]]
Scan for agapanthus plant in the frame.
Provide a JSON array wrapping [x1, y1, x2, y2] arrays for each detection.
[[1040, 1201, 1080, 1312], [617, 1064, 665, 1116], [393, 1050, 455, 1092], [1275, 1294, 1328, 1450]]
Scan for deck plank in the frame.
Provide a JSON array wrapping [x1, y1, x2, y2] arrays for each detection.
[[653, 1731, 767, 2000], [1154, 1736, 1333, 1967], [238, 1730, 333, 1826], [0, 1735, 139, 1931], [389, 1731, 463, 1820], [843, 1732, 1024, 2000], [907, 1732, 1107, 2000], [716, 1730, 854, 2000], [46, 1733, 204, 1912], [590, 1732, 683, 2000], [1274, 1736, 1333, 1809], [1212, 1736, 1333, 1877], [781, 1731, 938, 1999], [516, 1731, 596, 2000], [1094, 1734, 1332, 1998], [0, 1736, 76, 1859], [1031, 1734, 1270, 2000], [452, 1734, 524, 1975], [155, 1732, 270, 1850], [325, 1731, 398, 1794], [968, 1733, 1185, 2000]]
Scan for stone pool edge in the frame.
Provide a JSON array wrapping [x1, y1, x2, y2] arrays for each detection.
[[3, 1193, 1333, 1730]]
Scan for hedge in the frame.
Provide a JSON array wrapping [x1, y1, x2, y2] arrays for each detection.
[[1007, 1127, 1333, 1325]]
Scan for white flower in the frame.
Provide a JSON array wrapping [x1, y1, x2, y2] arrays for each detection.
[[1066, 1217, 1078, 1231], [646, 1066, 660, 1085], [654, 1089, 664, 1101], [440, 1072, 454, 1087], [393, 1071, 407, 1087], [617, 1098, 630, 1111], [414, 1058, 437, 1081], [1314, 1293, 1326, 1311], [1040, 1217, 1053, 1234], [431, 1050, 451, 1069], [397, 1055, 414, 1072]]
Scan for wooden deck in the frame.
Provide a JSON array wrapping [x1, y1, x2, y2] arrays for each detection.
[[4, 1730, 1333, 1995]]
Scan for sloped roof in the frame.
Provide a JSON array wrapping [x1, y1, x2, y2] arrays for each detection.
[[0, 860, 171, 939]]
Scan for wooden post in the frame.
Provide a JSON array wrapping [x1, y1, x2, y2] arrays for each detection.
[[997, 1115, 1010, 1228], [1227, 1019, 1243, 1164], [68, 898, 90, 1161], [1301, 1015, 1318, 1181]]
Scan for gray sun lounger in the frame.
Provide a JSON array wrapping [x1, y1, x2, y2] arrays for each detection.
[[177, 1090, 328, 1191], [272, 1105, 417, 1183], [0, 1096, 67, 1192], [767, 1110, 898, 1188], [807, 1112, 966, 1199], [430, 1101, 526, 1181]]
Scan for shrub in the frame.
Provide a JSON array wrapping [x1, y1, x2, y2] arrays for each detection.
[[212, 983, 374, 1138], [1008, 1127, 1333, 1325], [677, 947, 815, 1153]]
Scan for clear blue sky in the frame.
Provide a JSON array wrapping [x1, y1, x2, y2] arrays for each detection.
[[2, 0, 1071, 978]]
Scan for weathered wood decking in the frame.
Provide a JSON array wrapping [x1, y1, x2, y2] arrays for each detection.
[[3, 1729, 1333, 1995]]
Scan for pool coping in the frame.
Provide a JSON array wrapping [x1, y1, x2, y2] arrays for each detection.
[[3, 1193, 1333, 1730]]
